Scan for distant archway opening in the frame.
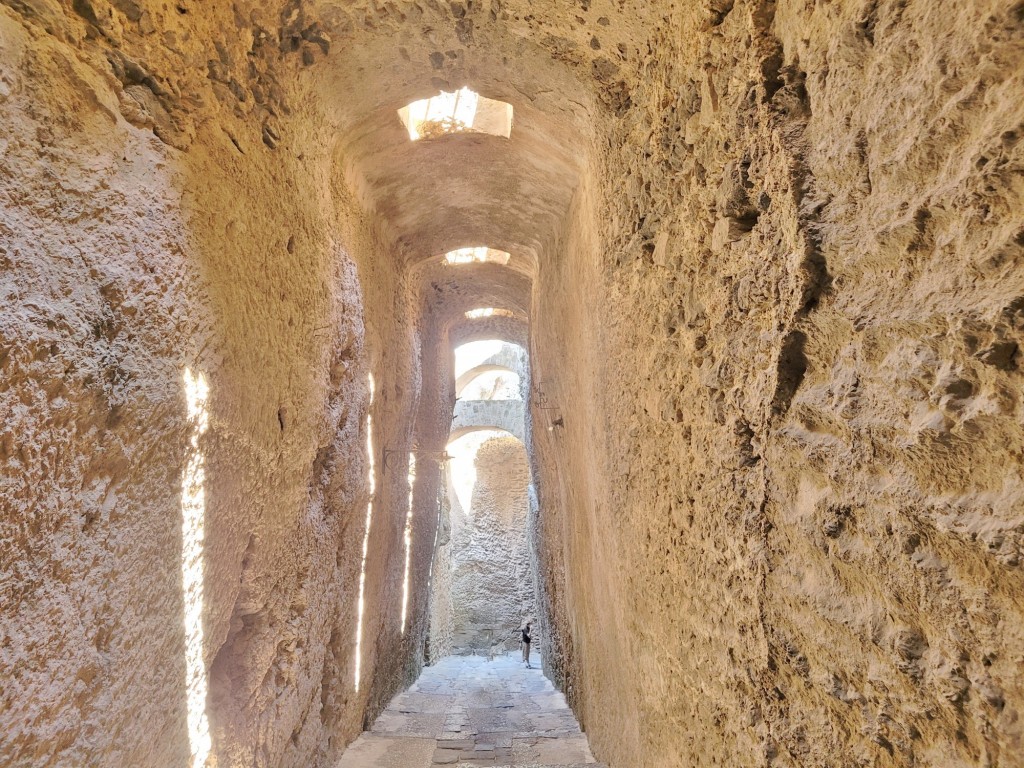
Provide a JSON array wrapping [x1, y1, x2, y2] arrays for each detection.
[[457, 369, 521, 401]]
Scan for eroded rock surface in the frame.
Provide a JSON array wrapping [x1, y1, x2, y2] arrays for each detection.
[[449, 437, 536, 654], [1, 0, 1022, 767]]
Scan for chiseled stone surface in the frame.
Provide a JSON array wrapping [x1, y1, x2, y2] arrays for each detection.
[[2, 0, 1022, 766], [337, 654, 600, 768]]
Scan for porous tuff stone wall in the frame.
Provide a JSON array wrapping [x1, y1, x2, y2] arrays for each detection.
[[0, 3, 423, 766], [2, 1, 1023, 767], [531, 1, 1024, 767], [426, 479, 455, 664], [449, 437, 536, 654]]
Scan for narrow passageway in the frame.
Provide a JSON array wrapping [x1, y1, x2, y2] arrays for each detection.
[[4, 2, 1024, 767], [337, 655, 601, 768]]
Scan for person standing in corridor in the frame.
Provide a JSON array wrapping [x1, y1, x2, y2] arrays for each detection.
[[521, 622, 532, 668]]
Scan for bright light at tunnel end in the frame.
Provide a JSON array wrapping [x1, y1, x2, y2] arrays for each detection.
[[398, 87, 513, 141], [444, 246, 511, 265], [465, 308, 515, 320]]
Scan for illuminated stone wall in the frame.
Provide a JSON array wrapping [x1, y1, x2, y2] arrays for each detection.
[[2, 2, 1022, 767], [450, 437, 536, 654]]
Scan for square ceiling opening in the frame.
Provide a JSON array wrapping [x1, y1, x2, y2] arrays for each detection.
[[399, 87, 513, 141], [444, 247, 512, 265], [465, 308, 516, 319]]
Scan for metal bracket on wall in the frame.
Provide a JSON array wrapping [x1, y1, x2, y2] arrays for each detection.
[[382, 447, 453, 475], [530, 388, 560, 410]]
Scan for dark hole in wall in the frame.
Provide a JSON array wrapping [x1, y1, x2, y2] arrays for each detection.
[[709, 0, 734, 26], [761, 41, 785, 102], [799, 249, 831, 312], [772, 330, 808, 417], [72, 0, 106, 25], [859, 0, 879, 44]]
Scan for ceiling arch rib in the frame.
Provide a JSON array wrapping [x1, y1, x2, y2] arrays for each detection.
[[449, 317, 528, 349], [417, 261, 532, 324], [318, 27, 595, 274]]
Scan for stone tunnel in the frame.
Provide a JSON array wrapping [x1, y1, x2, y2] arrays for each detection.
[[2, 1, 1024, 767]]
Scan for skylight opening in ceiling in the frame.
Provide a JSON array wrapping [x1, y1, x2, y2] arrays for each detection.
[[465, 308, 516, 320], [398, 87, 513, 141], [444, 247, 512, 265]]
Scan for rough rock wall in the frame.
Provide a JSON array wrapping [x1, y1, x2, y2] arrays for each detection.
[[426, 478, 455, 663], [0, 2, 420, 766], [532, 1, 1024, 767], [390, 310, 459, 693], [5, 0, 1023, 766], [450, 437, 536, 653], [0, 12, 209, 766]]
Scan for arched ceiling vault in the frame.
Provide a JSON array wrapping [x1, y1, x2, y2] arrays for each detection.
[[300, 0, 657, 375], [414, 261, 532, 324], [312, 9, 605, 280], [448, 426, 525, 443], [449, 316, 528, 349]]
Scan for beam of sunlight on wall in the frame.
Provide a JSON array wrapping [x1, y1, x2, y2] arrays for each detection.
[[354, 374, 377, 693], [427, 507, 441, 587], [400, 453, 417, 635], [181, 368, 211, 767]]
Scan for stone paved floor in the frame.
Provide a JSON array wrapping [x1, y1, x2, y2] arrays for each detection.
[[336, 653, 604, 767]]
